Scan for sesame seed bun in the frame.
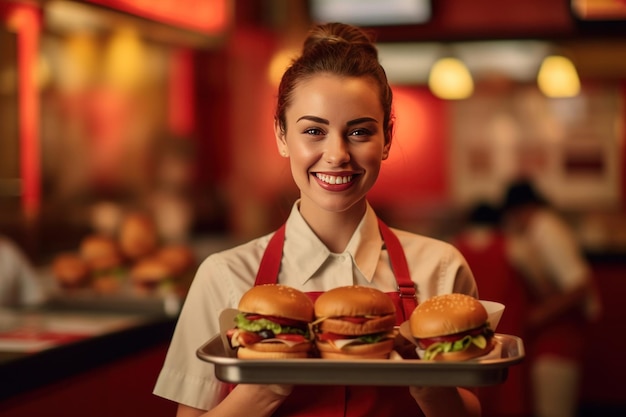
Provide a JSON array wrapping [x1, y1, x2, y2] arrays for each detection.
[[409, 293, 487, 339], [409, 293, 494, 361], [238, 284, 314, 323]]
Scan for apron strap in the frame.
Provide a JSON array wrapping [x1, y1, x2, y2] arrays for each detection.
[[254, 219, 418, 320], [254, 224, 286, 286], [377, 218, 417, 321]]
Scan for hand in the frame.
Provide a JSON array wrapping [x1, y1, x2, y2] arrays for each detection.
[[266, 384, 293, 397], [408, 385, 442, 401], [408, 386, 481, 417]]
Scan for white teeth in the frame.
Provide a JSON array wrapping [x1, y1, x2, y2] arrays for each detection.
[[315, 173, 353, 185]]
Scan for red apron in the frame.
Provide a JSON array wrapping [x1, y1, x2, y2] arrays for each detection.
[[231, 218, 424, 417]]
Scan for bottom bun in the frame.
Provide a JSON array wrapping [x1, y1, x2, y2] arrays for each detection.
[[237, 346, 310, 359], [316, 339, 394, 360], [237, 341, 312, 359], [429, 339, 495, 362]]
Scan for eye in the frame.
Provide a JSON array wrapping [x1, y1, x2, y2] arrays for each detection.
[[304, 127, 325, 136], [349, 128, 373, 139]]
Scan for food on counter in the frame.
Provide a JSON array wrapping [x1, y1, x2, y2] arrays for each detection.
[[129, 256, 176, 295], [52, 253, 90, 288], [49, 211, 197, 298], [79, 234, 123, 272], [91, 273, 124, 294], [312, 285, 397, 359], [156, 244, 196, 277], [119, 212, 159, 261], [409, 293, 495, 361], [227, 284, 314, 359]]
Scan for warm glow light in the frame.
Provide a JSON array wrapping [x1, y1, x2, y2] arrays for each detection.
[[85, 0, 229, 34], [537, 55, 581, 98], [102, 27, 146, 89], [7, 4, 41, 219], [428, 57, 474, 100], [268, 48, 298, 87]]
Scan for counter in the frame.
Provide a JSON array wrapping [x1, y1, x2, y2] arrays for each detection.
[[0, 307, 177, 417]]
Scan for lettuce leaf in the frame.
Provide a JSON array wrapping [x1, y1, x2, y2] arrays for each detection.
[[423, 334, 488, 360], [234, 313, 308, 336]]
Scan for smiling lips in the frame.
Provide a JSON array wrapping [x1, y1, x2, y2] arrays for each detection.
[[314, 173, 356, 191], [315, 173, 353, 184]]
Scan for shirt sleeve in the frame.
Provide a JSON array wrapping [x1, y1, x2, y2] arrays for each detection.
[[397, 229, 479, 302], [153, 254, 235, 410]]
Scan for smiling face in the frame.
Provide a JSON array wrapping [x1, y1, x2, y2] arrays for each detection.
[[275, 73, 391, 220]]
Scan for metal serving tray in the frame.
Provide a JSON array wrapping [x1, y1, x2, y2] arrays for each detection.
[[196, 333, 525, 387]]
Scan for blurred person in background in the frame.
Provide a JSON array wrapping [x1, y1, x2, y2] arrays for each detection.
[[500, 179, 601, 417], [452, 202, 531, 417], [0, 235, 47, 308]]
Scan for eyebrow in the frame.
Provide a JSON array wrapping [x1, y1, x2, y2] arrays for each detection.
[[296, 115, 379, 126]]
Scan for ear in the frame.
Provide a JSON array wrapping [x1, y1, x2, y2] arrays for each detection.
[[382, 141, 391, 160], [382, 120, 393, 160], [274, 119, 288, 157]]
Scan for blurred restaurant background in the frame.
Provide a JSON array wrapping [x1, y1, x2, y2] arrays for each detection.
[[0, 0, 625, 416]]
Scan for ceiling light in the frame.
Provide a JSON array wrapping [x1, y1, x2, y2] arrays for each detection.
[[537, 55, 581, 98], [428, 57, 474, 100]]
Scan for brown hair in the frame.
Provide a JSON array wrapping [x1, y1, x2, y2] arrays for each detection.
[[275, 22, 394, 143]]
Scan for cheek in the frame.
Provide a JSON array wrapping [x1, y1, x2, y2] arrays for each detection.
[[360, 146, 386, 168], [288, 143, 317, 166]]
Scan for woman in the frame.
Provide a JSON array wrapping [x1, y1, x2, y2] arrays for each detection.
[[154, 22, 481, 417], [501, 179, 601, 417]]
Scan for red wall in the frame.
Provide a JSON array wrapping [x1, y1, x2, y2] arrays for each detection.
[[370, 87, 449, 206]]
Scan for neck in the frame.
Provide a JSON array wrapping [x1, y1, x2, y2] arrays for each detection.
[[299, 200, 367, 253]]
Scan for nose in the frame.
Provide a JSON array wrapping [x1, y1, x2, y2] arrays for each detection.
[[324, 135, 350, 165]]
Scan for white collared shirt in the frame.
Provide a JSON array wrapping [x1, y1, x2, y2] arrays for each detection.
[[153, 202, 477, 410]]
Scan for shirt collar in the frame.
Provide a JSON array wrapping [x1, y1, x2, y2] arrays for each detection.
[[283, 201, 383, 285]]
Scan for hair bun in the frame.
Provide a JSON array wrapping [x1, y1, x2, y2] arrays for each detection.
[[302, 22, 377, 58]]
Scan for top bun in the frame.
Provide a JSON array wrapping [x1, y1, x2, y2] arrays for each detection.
[[314, 285, 395, 318], [79, 234, 123, 271], [119, 213, 159, 260], [52, 252, 89, 287], [238, 284, 314, 322], [156, 244, 196, 276], [410, 293, 487, 339], [130, 257, 172, 285]]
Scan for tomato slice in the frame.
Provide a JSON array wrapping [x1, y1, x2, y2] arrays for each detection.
[[275, 334, 307, 342], [317, 332, 354, 341], [238, 331, 263, 346]]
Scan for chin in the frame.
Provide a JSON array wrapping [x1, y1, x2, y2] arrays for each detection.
[[301, 193, 369, 217]]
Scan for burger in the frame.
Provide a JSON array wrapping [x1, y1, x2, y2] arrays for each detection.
[[409, 293, 495, 361], [52, 252, 90, 289], [79, 234, 123, 273], [156, 244, 196, 276], [227, 284, 314, 359], [129, 256, 176, 295], [119, 212, 159, 261], [79, 234, 125, 292], [312, 285, 397, 360]]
